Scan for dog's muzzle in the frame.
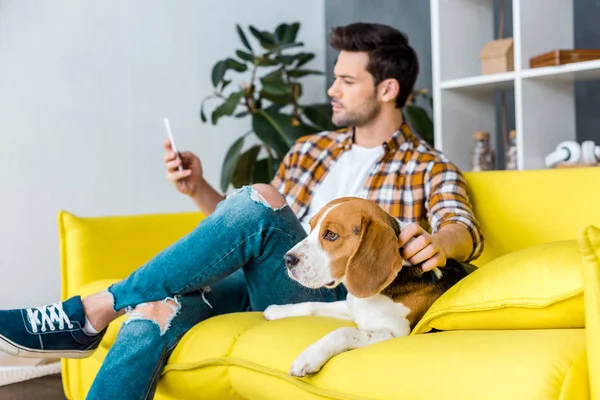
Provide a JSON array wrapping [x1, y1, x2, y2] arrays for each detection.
[[284, 253, 300, 269]]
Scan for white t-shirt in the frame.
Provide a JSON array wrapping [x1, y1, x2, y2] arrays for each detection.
[[300, 144, 385, 233]]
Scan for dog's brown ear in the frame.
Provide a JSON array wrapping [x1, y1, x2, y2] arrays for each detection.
[[345, 215, 404, 298]]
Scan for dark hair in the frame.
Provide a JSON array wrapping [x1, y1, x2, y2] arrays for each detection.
[[329, 23, 419, 108]]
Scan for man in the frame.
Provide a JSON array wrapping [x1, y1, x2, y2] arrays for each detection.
[[0, 23, 483, 399]]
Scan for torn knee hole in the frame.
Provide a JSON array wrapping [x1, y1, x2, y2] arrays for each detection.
[[126, 298, 180, 335], [250, 184, 286, 210]]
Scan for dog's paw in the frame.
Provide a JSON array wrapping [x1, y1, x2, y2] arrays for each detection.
[[289, 348, 328, 377], [263, 304, 293, 321]]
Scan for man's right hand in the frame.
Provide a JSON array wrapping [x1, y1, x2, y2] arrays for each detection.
[[163, 139, 204, 197]]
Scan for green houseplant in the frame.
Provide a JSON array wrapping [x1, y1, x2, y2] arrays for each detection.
[[201, 22, 434, 192], [201, 22, 336, 192]]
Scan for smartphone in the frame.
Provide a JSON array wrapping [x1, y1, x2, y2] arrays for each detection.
[[163, 118, 183, 171]]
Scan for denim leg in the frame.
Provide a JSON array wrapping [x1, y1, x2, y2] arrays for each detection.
[[93, 186, 347, 400], [86, 271, 250, 400], [108, 186, 346, 311]]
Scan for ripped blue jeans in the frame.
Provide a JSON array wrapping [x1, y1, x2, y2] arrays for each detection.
[[86, 186, 347, 400]]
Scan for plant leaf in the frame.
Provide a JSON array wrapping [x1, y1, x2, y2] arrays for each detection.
[[259, 90, 290, 105], [404, 105, 434, 145], [283, 22, 300, 44], [211, 90, 244, 125], [276, 52, 314, 66], [236, 50, 254, 63], [211, 60, 228, 88], [231, 145, 261, 188], [261, 81, 291, 96], [211, 58, 247, 88], [252, 158, 274, 184], [235, 110, 250, 118], [302, 104, 336, 131], [287, 69, 323, 78], [275, 23, 289, 44], [265, 42, 304, 56], [236, 24, 253, 52], [260, 69, 291, 96], [275, 54, 297, 65], [252, 109, 297, 158], [295, 53, 315, 68], [220, 136, 245, 192], [256, 56, 279, 66], [227, 58, 247, 72], [249, 26, 277, 49], [270, 157, 282, 177]]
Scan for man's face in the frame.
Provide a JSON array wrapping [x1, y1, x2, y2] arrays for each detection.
[[327, 51, 380, 127]]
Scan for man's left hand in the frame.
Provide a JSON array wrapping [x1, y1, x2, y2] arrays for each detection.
[[398, 224, 447, 272]]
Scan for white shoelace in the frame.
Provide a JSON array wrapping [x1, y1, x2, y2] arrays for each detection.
[[26, 302, 74, 333]]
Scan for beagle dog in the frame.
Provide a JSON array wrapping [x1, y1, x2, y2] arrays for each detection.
[[263, 197, 468, 377]]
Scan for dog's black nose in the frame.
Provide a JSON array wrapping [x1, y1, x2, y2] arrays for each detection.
[[284, 253, 299, 269]]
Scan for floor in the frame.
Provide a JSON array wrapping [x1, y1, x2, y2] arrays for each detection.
[[0, 375, 66, 400]]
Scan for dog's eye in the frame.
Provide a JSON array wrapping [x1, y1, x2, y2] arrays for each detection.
[[323, 230, 339, 241]]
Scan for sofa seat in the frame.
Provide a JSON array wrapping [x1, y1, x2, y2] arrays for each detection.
[[60, 168, 600, 399], [73, 280, 589, 400]]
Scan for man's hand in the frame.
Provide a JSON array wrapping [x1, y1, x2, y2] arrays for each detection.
[[164, 139, 204, 197], [398, 224, 447, 272]]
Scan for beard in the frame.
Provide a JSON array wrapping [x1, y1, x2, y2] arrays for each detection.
[[331, 94, 381, 127]]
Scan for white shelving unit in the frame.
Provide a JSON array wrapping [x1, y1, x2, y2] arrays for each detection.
[[430, 0, 600, 171]]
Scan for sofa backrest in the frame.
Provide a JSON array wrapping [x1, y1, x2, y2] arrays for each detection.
[[464, 167, 600, 266]]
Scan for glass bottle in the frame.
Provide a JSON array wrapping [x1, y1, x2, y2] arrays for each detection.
[[471, 131, 494, 171], [505, 129, 517, 170]]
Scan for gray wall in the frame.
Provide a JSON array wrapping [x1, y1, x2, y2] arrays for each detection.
[[325, 0, 600, 151], [575, 0, 600, 143], [0, 0, 328, 309]]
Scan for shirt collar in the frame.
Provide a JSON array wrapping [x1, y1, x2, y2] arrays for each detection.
[[340, 122, 415, 154]]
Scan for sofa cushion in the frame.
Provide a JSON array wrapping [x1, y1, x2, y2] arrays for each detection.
[[578, 225, 600, 398], [413, 240, 584, 334], [76, 278, 589, 400], [163, 314, 587, 400]]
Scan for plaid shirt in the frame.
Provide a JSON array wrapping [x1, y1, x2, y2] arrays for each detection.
[[271, 123, 484, 261]]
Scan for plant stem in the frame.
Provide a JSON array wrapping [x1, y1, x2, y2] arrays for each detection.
[[264, 144, 275, 160], [281, 65, 300, 118], [245, 63, 259, 114]]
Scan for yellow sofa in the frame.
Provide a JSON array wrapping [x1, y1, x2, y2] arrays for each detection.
[[58, 167, 600, 400]]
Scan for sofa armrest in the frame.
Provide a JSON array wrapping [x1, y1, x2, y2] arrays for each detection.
[[58, 210, 204, 299], [579, 225, 600, 400]]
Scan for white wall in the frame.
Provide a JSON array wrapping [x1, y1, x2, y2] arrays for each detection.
[[0, 0, 327, 308]]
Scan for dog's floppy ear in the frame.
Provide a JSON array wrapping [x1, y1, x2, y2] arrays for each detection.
[[345, 215, 404, 298]]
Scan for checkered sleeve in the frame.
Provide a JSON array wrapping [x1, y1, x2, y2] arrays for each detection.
[[424, 160, 484, 261]]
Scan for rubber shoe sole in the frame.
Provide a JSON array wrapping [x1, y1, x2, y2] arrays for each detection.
[[0, 333, 95, 359]]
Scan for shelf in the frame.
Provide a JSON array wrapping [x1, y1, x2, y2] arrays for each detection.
[[521, 59, 600, 82], [432, 0, 587, 171], [440, 72, 515, 92]]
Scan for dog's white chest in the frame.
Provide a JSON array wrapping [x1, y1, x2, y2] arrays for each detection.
[[346, 293, 411, 337]]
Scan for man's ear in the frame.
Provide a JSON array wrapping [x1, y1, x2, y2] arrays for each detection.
[[345, 216, 404, 298], [379, 78, 400, 103]]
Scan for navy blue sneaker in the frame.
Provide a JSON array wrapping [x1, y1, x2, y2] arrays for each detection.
[[0, 296, 105, 359]]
